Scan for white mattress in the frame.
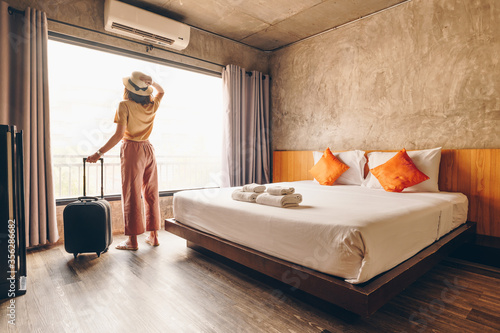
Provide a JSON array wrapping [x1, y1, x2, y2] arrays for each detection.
[[173, 181, 468, 284]]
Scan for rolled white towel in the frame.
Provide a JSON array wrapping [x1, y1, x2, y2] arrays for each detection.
[[256, 192, 302, 208], [232, 189, 260, 203], [266, 186, 295, 195], [242, 183, 266, 193]]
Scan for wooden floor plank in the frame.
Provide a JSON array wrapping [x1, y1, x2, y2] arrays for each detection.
[[1, 230, 499, 333], [466, 309, 500, 331]]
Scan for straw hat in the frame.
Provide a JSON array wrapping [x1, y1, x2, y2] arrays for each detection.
[[122, 71, 153, 96]]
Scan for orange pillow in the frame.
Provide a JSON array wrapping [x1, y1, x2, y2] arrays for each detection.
[[309, 148, 350, 185], [370, 149, 429, 192]]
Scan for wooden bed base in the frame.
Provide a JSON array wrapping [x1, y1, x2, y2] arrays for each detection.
[[165, 218, 476, 316]]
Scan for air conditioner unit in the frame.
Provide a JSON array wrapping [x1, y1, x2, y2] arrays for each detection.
[[104, 0, 190, 51]]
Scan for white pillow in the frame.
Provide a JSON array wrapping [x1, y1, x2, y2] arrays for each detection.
[[313, 150, 366, 185], [362, 147, 442, 192]]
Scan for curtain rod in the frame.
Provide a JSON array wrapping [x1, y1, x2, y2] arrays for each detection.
[[8, 6, 25, 15], [245, 72, 269, 79]]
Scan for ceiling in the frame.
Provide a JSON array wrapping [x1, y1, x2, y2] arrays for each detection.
[[123, 0, 408, 51]]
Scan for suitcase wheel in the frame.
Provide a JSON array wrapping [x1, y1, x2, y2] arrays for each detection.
[[73, 253, 78, 259], [96, 252, 101, 258]]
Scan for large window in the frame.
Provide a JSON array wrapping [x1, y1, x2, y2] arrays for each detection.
[[48, 40, 223, 199]]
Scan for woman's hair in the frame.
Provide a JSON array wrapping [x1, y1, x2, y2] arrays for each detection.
[[123, 88, 154, 105]]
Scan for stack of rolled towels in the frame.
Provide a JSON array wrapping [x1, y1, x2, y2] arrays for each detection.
[[231, 183, 302, 208], [231, 183, 266, 203]]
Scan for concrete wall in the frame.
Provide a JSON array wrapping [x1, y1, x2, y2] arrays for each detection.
[[269, 0, 500, 151]]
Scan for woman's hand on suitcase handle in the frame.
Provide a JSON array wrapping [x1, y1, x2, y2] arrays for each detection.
[[87, 152, 101, 163]]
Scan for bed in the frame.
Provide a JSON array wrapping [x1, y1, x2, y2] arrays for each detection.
[[173, 181, 468, 284], [165, 148, 499, 316]]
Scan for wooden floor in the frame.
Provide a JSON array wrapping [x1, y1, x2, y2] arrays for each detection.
[[2, 230, 499, 333]]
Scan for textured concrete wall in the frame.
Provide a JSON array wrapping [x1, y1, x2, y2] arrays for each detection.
[[269, 0, 500, 151], [6, 0, 269, 73]]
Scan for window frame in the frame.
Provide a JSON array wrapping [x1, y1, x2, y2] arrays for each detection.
[[48, 33, 223, 205], [48, 32, 222, 77]]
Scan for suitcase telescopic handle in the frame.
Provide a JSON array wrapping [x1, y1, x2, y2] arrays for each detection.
[[78, 196, 99, 202], [83, 157, 104, 198]]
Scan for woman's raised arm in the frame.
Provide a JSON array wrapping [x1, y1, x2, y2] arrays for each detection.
[[139, 74, 164, 94]]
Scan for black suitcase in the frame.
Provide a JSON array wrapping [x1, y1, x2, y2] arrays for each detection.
[[63, 158, 112, 258]]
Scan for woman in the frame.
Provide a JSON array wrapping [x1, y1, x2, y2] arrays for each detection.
[[87, 71, 164, 250]]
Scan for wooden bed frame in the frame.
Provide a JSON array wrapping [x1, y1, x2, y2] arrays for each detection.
[[165, 148, 499, 316]]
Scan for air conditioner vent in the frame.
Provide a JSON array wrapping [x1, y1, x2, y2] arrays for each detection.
[[104, 0, 190, 51], [111, 22, 174, 45]]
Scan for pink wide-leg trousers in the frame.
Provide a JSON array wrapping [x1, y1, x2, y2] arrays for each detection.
[[120, 139, 161, 236]]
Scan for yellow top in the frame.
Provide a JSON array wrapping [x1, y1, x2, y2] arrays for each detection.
[[114, 93, 164, 141]]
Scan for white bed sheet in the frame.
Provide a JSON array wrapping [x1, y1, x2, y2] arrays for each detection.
[[173, 181, 468, 284]]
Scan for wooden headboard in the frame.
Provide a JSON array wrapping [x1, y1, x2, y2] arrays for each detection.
[[273, 149, 500, 238]]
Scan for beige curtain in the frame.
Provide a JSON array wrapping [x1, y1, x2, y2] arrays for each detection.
[[0, 2, 58, 247], [221, 64, 271, 187]]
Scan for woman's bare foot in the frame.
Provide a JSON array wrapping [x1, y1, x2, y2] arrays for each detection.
[[129, 235, 138, 248], [145, 231, 159, 246], [116, 236, 139, 251]]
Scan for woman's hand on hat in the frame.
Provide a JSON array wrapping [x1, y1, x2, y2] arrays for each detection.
[[139, 75, 153, 86]]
